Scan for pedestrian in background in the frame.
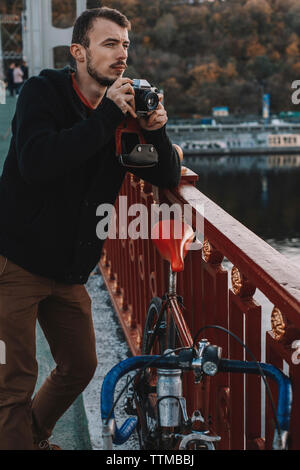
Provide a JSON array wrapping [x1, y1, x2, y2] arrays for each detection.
[[6, 62, 16, 97], [13, 62, 24, 96], [21, 60, 29, 82]]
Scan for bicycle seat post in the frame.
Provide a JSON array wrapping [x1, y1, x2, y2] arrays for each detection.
[[152, 220, 194, 298], [168, 264, 177, 297]]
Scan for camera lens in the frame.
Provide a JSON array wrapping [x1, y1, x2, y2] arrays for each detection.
[[147, 96, 156, 107], [146, 92, 159, 111]]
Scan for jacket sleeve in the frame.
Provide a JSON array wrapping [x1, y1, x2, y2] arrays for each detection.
[[129, 125, 181, 189], [15, 77, 125, 184]]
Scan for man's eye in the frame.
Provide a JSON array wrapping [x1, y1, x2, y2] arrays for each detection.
[[105, 43, 129, 48]]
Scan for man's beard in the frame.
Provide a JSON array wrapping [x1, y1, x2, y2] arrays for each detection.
[[86, 49, 116, 87]]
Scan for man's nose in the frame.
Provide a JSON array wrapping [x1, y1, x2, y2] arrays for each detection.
[[117, 46, 127, 61]]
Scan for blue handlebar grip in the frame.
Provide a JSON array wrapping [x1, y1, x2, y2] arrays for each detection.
[[114, 417, 138, 445]]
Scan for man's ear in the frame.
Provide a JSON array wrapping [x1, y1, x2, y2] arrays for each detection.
[[70, 44, 85, 63]]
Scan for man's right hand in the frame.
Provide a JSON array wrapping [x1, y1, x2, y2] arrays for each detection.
[[106, 78, 137, 119]]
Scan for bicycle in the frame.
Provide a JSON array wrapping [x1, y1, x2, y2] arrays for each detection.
[[101, 219, 292, 451]]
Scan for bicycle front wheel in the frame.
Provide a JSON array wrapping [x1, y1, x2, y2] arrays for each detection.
[[142, 297, 166, 356], [135, 297, 167, 449]]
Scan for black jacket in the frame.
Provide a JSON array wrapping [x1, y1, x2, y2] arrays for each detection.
[[0, 67, 181, 284]]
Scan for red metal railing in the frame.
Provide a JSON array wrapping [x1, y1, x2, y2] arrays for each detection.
[[99, 167, 300, 450]]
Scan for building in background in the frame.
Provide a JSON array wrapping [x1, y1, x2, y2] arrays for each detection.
[[0, 12, 23, 81], [22, 0, 87, 77]]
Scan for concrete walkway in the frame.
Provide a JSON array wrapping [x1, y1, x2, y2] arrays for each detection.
[[83, 271, 139, 451]]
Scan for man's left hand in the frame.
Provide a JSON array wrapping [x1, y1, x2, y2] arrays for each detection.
[[138, 94, 168, 131]]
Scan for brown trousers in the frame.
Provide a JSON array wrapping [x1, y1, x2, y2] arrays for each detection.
[[0, 255, 98, 450]]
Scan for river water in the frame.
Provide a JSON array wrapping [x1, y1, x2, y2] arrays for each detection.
[[183, 154, 300, 267]]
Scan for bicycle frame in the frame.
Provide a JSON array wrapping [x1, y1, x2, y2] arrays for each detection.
[[163, 267, 194, 348]]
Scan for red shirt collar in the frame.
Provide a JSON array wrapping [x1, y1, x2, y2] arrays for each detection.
[[71, 73, 95, 110]]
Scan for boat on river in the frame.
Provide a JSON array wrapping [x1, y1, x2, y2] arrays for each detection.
[[167, 121, 300, 156]]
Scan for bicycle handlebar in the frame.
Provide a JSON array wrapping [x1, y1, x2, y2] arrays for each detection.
[[100, 354, 292, 449]]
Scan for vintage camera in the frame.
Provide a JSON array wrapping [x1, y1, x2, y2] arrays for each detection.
[[133, 79, 160, 116]]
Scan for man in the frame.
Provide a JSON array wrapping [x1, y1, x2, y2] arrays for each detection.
[[6, 62, 15, 97], [21, 60, 29, 82], [0, 7, 181, 450], [12, 62, 24, 96]]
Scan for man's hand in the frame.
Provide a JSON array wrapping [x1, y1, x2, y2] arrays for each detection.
[[138, 94, 168, 131], [106, 78, 137, 119]]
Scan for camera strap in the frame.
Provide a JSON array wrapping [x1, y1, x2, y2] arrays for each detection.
[[115, 116, 158, 168]]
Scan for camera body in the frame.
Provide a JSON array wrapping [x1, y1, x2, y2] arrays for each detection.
[[133, 79, 159, 116]]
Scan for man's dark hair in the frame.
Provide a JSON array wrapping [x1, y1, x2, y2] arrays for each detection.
[[72, 7, 131, 49]]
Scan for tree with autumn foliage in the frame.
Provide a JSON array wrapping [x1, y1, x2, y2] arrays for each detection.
[[95, 0, 299, 116]]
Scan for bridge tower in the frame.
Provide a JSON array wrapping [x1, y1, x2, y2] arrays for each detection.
[[22, 0, 87, 77]]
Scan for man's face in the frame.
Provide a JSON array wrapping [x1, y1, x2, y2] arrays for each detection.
[[84, 18, 130, 87]]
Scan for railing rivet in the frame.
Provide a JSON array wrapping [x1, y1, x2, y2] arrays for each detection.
[[202, 238, 212, 263], [271, 307, 286, 341], [203, 238, 223, 264], [231, 266, 242, 295], [291, 340, 300, 365]]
